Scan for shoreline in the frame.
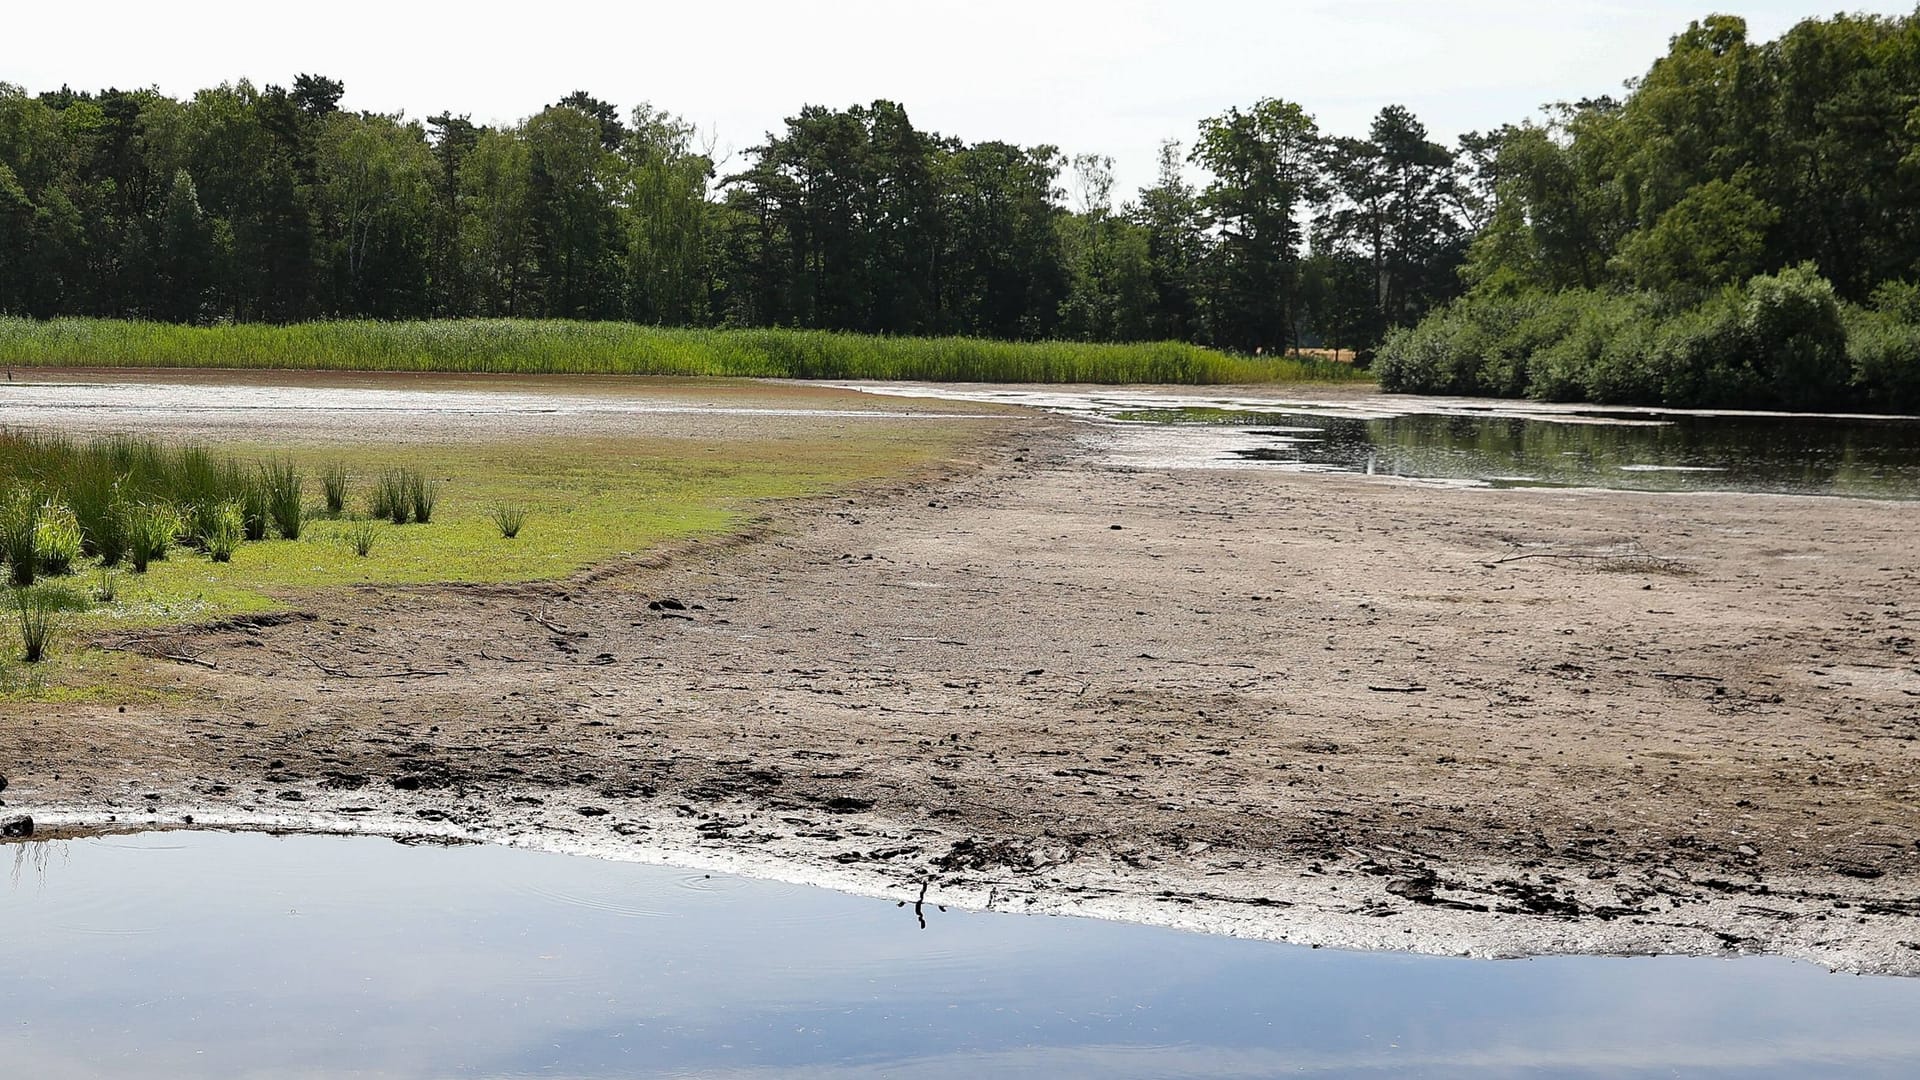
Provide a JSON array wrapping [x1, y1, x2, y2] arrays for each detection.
[[4, 382, 1917, 978]]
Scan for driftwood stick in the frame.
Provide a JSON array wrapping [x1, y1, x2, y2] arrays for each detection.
[[304, 656, 447, 680]]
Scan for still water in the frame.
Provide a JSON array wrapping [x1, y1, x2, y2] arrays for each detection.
[[5, 831, 1919, 1079], [1112, 406, 1920, 498], [838, 384, 1920, 498]]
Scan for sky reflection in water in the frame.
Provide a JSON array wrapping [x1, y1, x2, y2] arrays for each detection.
[[4, 832, 1919, 1079], [1112, 407, 1920, 498]]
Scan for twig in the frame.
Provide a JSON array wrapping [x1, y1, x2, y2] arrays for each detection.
[[152, 652, 217, 669], [1367, 684, 1428, 694], [304, 656, 447, 680], [1653, 672, 1724, 683], [513, 608, 588, 639]]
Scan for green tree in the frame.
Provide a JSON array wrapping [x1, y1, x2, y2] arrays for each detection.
[[1190, 98, 1325, 352]]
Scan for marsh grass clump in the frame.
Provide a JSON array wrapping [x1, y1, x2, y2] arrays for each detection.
[[203, 501, 244, 563], [238, 472, 270, 542], [262, 460, 303, 539], [33, 502, 82, 577], [320, 463, 349, 516], [12, 587, 56, 663], [95, 565, 118, 603], [0, 492, 42, 587], [344, 521, 378, 557], [68, 472, 128, 564], [489, 503, 526, 539], [407, 472, 440, 525], [126, 502, 179, 573], [371, 470, 412, 524]]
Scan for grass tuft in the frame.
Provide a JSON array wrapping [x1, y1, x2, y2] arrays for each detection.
[[408, 472, 440, 525], [263, 460, 303, 540], [344, 521, 378, 558], [34, 501, 82, 577], [12, 587, 55, 663], [126, 502, 179, 573], [203, 502, 244, 563], [489, 503, 526, 539], [320, 462, 349, 516], [0, 492, 42, 587]]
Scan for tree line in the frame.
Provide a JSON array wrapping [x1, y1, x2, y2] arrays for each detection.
[[0, 75, 1477, 354], [1378, 11, 1920, 411]]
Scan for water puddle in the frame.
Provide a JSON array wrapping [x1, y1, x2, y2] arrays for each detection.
[[837, 385, 1920, 498], [6, 831, 1919, 1078]]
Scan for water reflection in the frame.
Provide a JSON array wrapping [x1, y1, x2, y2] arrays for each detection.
[[1111, 407, 1920, 497], [3, 831, 1918, 1079]]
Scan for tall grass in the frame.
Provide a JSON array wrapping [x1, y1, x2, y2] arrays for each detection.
[[262, 460, 303, 539], [126, 503, 178, 573], [203, 502, 244, 563], [12, 587, 55, 663], [0, 317, 1370, 386], [34, 502, 81, 576], [320, 463, 350, 516], [0, 493, 40, 587], [370, 470, 412, 524], [489, 503, 526, 539]]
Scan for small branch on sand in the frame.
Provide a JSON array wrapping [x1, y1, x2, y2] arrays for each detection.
[[304, 656, 447, 680], [1653, 672, 1725, 683], [1368, 684, 1428, 694], [1485, 550, 1692, 574], [513, 608, 588, 639]]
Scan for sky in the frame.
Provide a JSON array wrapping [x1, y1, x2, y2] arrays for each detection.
[[7, 1, 1916, 195]]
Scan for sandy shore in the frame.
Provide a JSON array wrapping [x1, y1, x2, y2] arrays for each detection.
[[5, 378, 1918, 974]]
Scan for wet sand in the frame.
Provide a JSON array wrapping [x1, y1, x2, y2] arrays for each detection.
[[5, 373, 1918, 974]]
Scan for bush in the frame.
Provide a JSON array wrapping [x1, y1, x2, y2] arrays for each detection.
[[1380, 266, 1872, 411], [1844, 304, 1920, 413]]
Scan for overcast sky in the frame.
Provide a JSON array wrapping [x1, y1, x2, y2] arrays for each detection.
[[8, 1, 1914, 195]]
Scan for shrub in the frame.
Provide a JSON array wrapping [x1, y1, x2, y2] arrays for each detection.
[[489, 503, 526, 539], [204, 501, 244, 563], [263, 459, 303, 539], [1744, 263, 1850, 410], [12, 587, 54, 663], [33, 502, 82, 577]]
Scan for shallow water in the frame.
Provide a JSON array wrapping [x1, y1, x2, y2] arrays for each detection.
[[841, 385, 1920, 497], [5, 832, 1919, 1079]]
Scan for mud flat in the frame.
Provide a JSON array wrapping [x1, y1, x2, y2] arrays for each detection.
[[5, 374, 1918, 974]]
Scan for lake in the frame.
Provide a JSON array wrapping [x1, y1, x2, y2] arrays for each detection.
[[5, 831, 1919, 1079]]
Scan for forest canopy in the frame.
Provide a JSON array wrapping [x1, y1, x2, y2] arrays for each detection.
[[6, 12, 1920, 409]]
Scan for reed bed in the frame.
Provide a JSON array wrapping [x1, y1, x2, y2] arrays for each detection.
[[0, 318, 1369, 386]]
